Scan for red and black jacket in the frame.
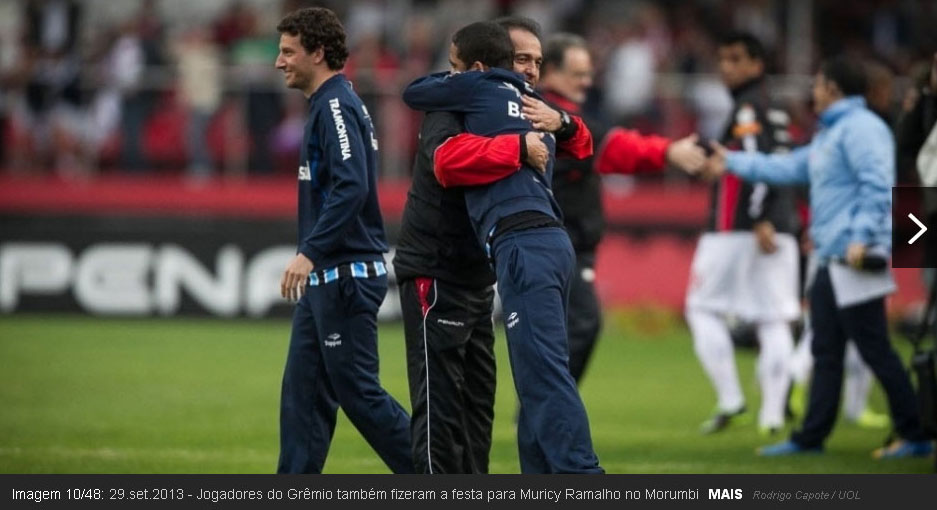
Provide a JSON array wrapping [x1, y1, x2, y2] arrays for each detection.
[[707, 76, 798, 234], [543, 90, 606, 254]]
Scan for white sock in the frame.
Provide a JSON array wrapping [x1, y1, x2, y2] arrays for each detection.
[[756, 321, 794, 428], [687, 309, 745, 413], [842, 341, 873, 421], [790, 316, 813, 385]]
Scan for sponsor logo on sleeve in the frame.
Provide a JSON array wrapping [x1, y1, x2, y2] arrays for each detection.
[[329, 98, 352, 160]]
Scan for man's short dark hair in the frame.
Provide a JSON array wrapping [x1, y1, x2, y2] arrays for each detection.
[[543, 33, 587, 73], [494, 15, 542, 40], [718, 31, 766, 62], [277, 7, 349, 70], [820, 56, 869, 96], [452, 21, 514, 71]]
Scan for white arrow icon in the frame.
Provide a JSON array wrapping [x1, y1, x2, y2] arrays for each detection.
[[908, 213, 928, 244]]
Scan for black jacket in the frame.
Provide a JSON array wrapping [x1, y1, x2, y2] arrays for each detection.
[[707, 77, 798, 234], [896, 89, 937, 185], [392, 112, 495, 288], [545, 90, 606, 255]]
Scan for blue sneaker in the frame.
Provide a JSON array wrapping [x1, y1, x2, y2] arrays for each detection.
[[872, 440, 934, 459], [757, 440, 822, 456]]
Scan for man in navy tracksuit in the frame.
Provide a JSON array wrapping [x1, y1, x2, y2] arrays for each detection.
[[273, 7, 412, 474], [403, 21, 602, 474]]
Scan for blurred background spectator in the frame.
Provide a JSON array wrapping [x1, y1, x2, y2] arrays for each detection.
[[0, 0, 935, 180]]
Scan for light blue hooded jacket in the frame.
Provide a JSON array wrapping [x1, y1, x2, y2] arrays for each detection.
[[725, 96, 894, 261]]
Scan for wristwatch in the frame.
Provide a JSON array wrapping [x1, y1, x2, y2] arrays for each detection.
[[554, 109, 577, 141], [558, 110, 571, 130]]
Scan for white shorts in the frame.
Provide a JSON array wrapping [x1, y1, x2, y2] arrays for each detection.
[[686, 231, 800, 322]]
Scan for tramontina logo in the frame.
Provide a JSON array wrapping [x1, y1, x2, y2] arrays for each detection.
[[506, 312, 519, 329], [324, 333, 342, 347], [329, 98, 352, 161]]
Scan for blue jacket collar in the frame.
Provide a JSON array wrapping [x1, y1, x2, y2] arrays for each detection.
[[819, 96, 865, 126], [310, 73, 346, 102]]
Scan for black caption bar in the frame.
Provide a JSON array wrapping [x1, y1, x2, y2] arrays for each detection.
[[2, 474, 934, 510]]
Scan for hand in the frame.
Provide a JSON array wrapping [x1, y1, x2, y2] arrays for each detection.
[[525, 132, 548, 173], [666, 134, 706, 173], [701, 141, 729, 180], [521, 96, 563, 132], [280, 253, 314, 302], [753, 221, 778, 254], [846, 242, 866, 269]]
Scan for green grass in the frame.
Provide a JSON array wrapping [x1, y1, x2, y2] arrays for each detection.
[[0, 312, 931, 473]]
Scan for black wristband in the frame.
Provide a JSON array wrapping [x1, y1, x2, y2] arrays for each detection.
[[519, 134, 528, 166]]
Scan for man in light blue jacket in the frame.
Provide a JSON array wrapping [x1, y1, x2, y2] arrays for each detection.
[[707, 56, 933, 459]]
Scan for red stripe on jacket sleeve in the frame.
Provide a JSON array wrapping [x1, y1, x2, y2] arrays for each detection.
[[433, 133, 521, 188], [556, 115, 593, 160]]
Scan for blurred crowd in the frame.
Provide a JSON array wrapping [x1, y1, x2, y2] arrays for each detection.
[[0, 0, 935, 180]]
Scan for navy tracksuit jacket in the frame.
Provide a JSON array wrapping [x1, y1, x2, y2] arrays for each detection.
[[278, 74, 412, 474], [403, 69, 562, 247], [404, 69, 602, 473], [295, 75, 387, 266]]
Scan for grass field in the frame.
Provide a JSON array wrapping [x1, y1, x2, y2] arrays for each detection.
[[0, 312, 932, 473]]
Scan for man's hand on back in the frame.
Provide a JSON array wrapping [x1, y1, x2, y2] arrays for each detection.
[[521, 96, 562, 132], [525, 131, 548, 173]]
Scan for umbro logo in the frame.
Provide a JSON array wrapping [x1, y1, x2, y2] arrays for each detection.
[[506, 312, 519, 329], [498, 82, 522, 98], [324, 333, 342, 347]]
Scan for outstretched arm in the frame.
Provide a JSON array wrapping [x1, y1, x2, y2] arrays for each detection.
[[707, 141, 811, 185], [596, 128, 671, 174]]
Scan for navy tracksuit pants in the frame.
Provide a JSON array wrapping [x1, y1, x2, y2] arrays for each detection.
[[791, 267, 926, 448], [278, 274, 414, 473], [492, 227, 603, 473]]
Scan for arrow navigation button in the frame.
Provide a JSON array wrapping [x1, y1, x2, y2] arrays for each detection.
[[908, 213, 928, 245]]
